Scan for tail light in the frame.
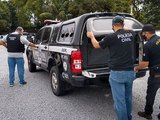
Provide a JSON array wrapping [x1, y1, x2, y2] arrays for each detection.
[[71, 50, 82, 73]]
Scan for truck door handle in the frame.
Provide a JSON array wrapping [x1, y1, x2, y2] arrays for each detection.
[[44, 46, 47, 49]]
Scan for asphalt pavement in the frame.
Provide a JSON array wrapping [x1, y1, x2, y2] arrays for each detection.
[[0, 46, 159, 120]]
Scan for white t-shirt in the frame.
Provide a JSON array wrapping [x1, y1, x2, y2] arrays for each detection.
[[2, 32, 30, 58]]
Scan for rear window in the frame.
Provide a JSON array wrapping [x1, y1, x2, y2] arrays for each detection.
[[93, 18, 142, 30], [87, 17, 142, 36]]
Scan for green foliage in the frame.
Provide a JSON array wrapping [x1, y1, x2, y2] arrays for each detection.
[[0, 19, 8, 29], [12, 0, 33, 28], [39, 12, 53, 21], [67, 0, 114, 18], [0, 1, 11, 33], [142, 0, 160, 28], [6, 1, 18, 30], [0, 1, 10, 21], [1, 0, 160, 31], [131, 0, 145, 23], [113, 0, 132, 13], [131, 0, 160, 29]]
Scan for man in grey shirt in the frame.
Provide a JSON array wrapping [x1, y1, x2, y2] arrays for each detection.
[[0, 26, 38, 87]]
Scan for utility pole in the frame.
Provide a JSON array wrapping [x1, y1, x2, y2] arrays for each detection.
[[130, 5, 133, 15]]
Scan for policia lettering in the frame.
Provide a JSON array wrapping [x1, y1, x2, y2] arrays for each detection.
[[117, 33, 133, 42]]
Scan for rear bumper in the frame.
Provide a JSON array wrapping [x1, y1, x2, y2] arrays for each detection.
[[70, 74, 109, 87], [70, 69, 147, 87], [70, 75, 87, 87], [69, 68, 110, 87]]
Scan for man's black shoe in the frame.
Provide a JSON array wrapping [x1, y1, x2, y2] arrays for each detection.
[[138, 111, 152, 119], [158, 113, 160, 120], [19, 81, 27, 86]]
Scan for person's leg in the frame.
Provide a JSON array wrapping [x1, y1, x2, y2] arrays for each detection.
[[109, 71, 128, 120], [16, 58, 25, 84], [125, 71, 135, 120], [158, 112, 160, 119], [8, 57, 16, 85], [145, 77, 159, 114]]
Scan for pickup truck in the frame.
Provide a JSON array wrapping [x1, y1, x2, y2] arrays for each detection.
[[26, 12, 146, 96]]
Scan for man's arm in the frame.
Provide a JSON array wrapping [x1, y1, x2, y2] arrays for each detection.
[[0, 40, 7, 47], [134, 61, 149, 71], [87, 32, 101, 48], [20, 36, 38, 48], [29, 42, 38, 48]]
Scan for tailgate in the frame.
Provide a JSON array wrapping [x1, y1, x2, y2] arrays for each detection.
[[81, 33, 110, 69], [81, 16, 143, 77]]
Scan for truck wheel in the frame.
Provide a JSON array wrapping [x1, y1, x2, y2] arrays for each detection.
[[28, 57, 36, 72], [50, 66, 66, 96]]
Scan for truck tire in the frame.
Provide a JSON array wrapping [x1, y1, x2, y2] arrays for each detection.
[[28, 57, 36, 72], [50, 66, 66, 96]]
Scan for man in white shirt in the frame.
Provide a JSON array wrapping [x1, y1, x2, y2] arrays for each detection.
[[0, 27, 38, 87]]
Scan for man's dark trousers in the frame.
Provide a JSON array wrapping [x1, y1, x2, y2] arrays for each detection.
[[145, 72, 160, 114]]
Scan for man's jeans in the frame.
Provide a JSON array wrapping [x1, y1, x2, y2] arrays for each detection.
[[109, 70, 135, 120], [8, 57, 24, 84]]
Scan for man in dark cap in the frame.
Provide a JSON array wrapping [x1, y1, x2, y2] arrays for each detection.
[[135, 24, 160, 119], [87, 15, 136, 120]]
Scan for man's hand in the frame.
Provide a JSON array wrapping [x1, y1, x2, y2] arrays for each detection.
[[134, 61, 149, 72], [0, 40, 7, 47], [86, 31, 100, 48], [29, 43, 38, 48], [134, 66, 139, 72]]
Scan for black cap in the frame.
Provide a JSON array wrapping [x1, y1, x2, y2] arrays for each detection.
[[142, 24, 155, 32], [112, 15, 124, 25]]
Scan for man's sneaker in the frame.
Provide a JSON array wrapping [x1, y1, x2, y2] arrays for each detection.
[[19, 81, 27, 86], [157, 113, 160, 120], [138, 111, 152, 119], [9, 84, 14, 87]]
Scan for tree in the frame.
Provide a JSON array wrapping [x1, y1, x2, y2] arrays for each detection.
[[11, 0, 35, 28], [5, 0, 19, 30], [67, 0, 113, 18], [0, 1, 11, 33], [113, 0, 132, 13], [142, 0, 160, 28], [130, 0, 145, 23], [131, 0, 160, 28], [2, 0, 160, 31]]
